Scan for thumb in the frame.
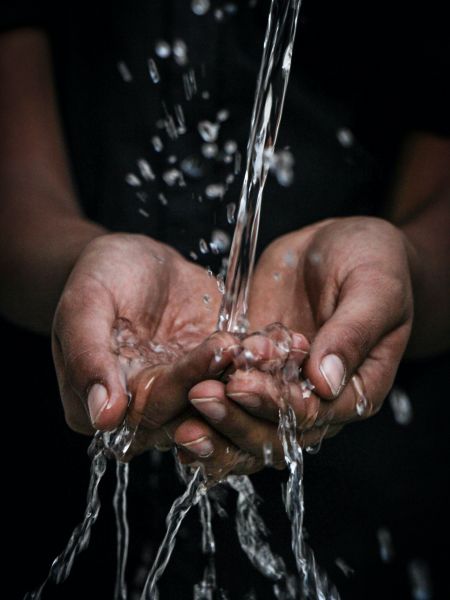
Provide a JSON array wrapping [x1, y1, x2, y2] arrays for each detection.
[[303, 271, 412, 400], [52, 281, 128, 434]]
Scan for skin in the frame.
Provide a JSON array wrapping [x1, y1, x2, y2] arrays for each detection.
[[1, 30, 449, 479]]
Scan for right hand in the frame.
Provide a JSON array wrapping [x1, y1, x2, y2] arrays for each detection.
[[52, 232, 238, 453]]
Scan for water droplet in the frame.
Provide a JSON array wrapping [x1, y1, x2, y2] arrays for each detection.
[[225, 174, 235, 185], [136, 191, 148, 203], [147, 58, 160, 83], [201, 143, 219, 159], [377, 527, 394, 563], [334, 557, 354, 578], [214, 8, 225, 21], [205, 183, 226, 199], [216, 273, 225, 294], [138, 208, 150, 218], [226, 202, 236, 224], [191, 0, 210, 15], [162, 168, 186, 187], [117, 61, 133, 82], [234, 151, 242, 174], [199, 238, 209, 254], [137, 159, 155, 181], [151, 136, 163, 153], [203, 294, 211, 305], [210, 229, 231, 253], [167, 155, 178, 164], [181, 155, 205, 179], [273, 271, 281, 282], [217, 109, 230, 123], [269, 149, 295, 187], [389, 386, 413, 425], [408, 559, 432, 600], [174, 104, 186, 133], [173, 39, 188, 66], [224, 140, 238, 155], [282, 42, 293, 73], [224, 3, 238, 15], [183, 69, 197, 100], [202, 90, 211, 100], [336, 127, 354, 148], [263, 442, 273, 466], [189, 251, 198, 261], [158, 192, 168, 206], [155, 40, 171, 58], [125, 173, 141, 187], [198, 120, 220, 143]]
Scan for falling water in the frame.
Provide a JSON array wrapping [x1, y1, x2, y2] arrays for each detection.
[[114, 462, 130, 600], [24, 435, 107, 599]]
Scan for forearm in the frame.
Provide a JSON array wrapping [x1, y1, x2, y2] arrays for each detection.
[[0, 211, 107, 334], [400, 192, 450, 358]]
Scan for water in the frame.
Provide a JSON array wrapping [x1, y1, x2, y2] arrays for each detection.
[[217, 0, 303, 335], [25, 435, 107, 599], [139, 467, 206, 600], [114, 462, 130, 600]]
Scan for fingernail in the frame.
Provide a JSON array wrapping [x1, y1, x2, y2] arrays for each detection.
[[227, 392, 261, 408], [87, 383, 109, 426], [291, 333, 307, 351], [180, 436, 214, 457], [191, 397, 226, 422], [319, 354, 346, 397]]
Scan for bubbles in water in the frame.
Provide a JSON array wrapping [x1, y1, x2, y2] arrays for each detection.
[[389, 386, 413, 425], [336, 128, 354, 148], [148, 58, 160, 83], [263, 442, 273, 466], [408, 559, 432, 600], [377, 527, 394, 563], [162, 168, 186, 187], [151, 136, 164, 152], [224, 140, 238, 155], [226, 202, 237, 224], [125, 173, 141, 187], [334, 557, 354, 578], [191, 0, 210, 15], [173, 39, 188, 66], [210, 229, 231, 254], [205, 184, 226, 200], [199, 239, 209, 254], [137, 159, 155, 181], [198, 120, 220, 143], [117, 61, 133, 82], [181, 156, 205, 179], [155, 40, 171, 58], [202, 143, 219, 159]]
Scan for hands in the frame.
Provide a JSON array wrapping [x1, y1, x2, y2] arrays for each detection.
[[54, 217, 415, 478], [177, 217, 415, 476]]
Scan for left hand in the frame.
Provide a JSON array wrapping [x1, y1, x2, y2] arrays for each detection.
[[175, 217, 414, 475]]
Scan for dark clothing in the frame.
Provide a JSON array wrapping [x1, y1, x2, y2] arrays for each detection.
[[2, 1, 449, 599]]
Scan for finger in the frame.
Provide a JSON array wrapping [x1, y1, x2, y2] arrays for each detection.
[[174, 417, 265, 479], [314, 328, 406, 425], [128, 331, 240, 431], [52, 282, 128, 433], [225, 370, 321, 429], [188, 379, 305, 465], [303, 268, 412, 400]]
